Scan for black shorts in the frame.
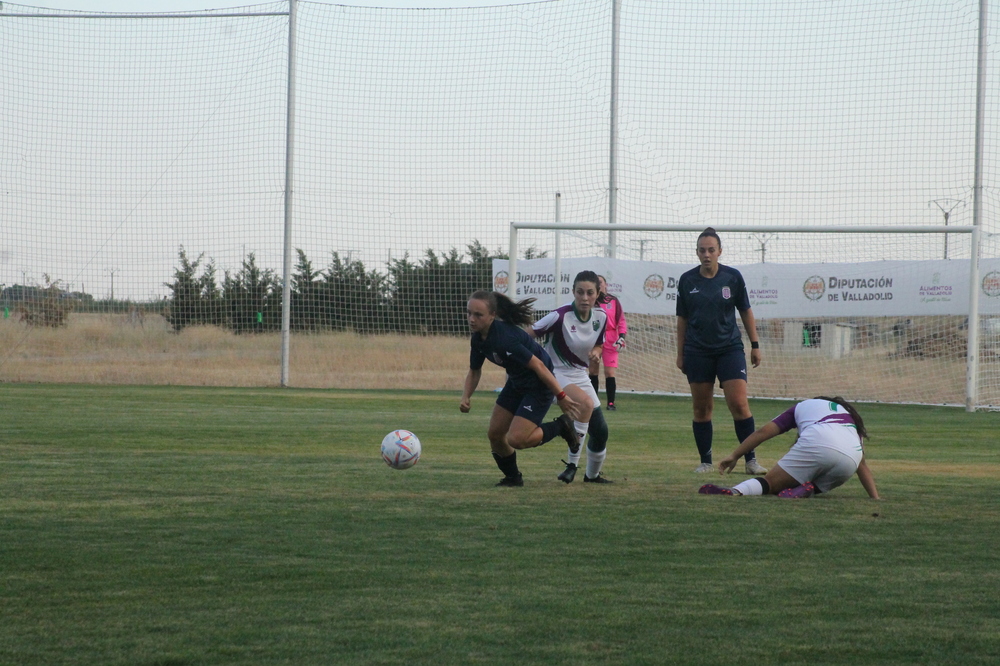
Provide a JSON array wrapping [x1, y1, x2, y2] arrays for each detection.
[[683, 347, 747, 386], [495, 381, 554, 426]]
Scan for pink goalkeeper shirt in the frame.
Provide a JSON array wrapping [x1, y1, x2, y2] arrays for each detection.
[[598, 295, 628, 350]]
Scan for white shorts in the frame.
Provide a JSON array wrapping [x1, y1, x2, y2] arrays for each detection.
[[553, 365, 600, 410], [777, 425, 863, 494]]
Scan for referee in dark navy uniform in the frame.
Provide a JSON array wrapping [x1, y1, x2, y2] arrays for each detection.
[[676, 228, 768, 476]]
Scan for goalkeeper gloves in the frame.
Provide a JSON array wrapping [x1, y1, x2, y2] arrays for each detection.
[[614, 336, 626, 351]]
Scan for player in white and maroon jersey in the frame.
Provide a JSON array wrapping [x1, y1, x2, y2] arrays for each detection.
[[699, 397, 880, 499], [532, 270, 614, 483]]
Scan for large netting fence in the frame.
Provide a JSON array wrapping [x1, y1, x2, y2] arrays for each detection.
[[2, 0, 999, 407]]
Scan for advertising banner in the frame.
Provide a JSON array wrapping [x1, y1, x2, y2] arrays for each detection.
[[492, 258, 1000, 317]]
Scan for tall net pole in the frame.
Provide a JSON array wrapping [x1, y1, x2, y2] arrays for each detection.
[[280, 0, 297, 387], [966, 0, 989, 411], [607, 0, 620, 258]]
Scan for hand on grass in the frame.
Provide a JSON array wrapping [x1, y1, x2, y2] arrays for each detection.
[[718, 456, 738, 475]]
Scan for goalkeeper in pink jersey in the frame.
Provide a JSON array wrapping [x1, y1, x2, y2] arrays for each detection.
[[699, 397, 880, 499], [588, 275, 628, 410], [533, 270, 613, 483]]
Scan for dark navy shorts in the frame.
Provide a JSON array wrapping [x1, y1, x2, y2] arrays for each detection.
[[495, 381, 554, 425], [683, 347, 747, 386]]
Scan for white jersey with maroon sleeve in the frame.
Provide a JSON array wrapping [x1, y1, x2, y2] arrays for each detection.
[[532, 303, 607, 405], [772, 398, 864, 463]]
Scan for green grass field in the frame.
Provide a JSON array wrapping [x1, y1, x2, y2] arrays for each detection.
[[1, 385, 998, 665]]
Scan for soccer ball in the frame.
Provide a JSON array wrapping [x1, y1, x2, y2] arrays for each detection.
[[381, 430, 421, 470]]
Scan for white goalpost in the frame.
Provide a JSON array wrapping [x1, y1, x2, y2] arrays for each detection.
[[506, 221, 993, 410]]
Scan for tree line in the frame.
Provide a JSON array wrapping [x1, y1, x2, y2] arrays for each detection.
[[163, 242, 546, 335]]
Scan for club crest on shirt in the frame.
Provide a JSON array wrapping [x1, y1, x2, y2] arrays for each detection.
[[722, 286, 731, 299], [593, 321, 600, 331]]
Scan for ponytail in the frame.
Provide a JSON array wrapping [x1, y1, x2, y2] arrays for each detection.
[[815, 396, 868, 440], [469, 290, 537, 326]]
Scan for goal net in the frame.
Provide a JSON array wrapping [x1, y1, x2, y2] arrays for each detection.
[[501, 223, 998, 408]]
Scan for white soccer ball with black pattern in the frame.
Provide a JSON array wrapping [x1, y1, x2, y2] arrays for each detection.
[[380, 430, 421, 470]]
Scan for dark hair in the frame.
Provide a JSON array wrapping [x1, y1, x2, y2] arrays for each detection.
[[469, 290, 536, 326], [815, 396, 868, 440], [595, 274, 613, 304], [573, 270, 600, 290], [698, 227, 722, 249]]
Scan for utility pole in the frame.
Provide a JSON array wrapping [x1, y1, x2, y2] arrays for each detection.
[[107, 268, 117, 302], [749, 233, 777, 263], [636, 239, 653, 261], [929, 199, 965, 259]]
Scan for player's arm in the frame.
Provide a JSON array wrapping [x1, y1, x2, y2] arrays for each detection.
[[718, 421, 781, 474], [856, 456, 880, 499], [675, 315, 687, 372], [525, 355, 583, 421], [739, 307, 762, 368], [460, 367, 482, 412], [617, 301, 628, 336]]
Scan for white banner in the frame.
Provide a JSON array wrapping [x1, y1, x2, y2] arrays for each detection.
[[492, 258, 1000, 317]]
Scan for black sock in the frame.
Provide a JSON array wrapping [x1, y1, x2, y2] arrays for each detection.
[[606, 377, 617, 403], [492, 451, 520, 477], [755, 477, 770, 495], [589, 374, 599, 394], [693, 420, 712, 464], [734, 416, 756, 462], [538, 419, 561, 444], [586, 408, 609, 453]]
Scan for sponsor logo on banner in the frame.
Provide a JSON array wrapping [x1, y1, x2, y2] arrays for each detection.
[[983, 271, 1000, 297], [644, 274, 665, 299], [749, 275, 779, 306], [803, 276, 825, 301], [919, 272, 954, 303], [827, 274, 894, 302], [493, 271, 509, 292]]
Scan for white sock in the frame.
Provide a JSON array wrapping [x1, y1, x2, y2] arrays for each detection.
[[567, 421, 588, 466], [586, 448, 607, 479], [732, 478, 764, 496]]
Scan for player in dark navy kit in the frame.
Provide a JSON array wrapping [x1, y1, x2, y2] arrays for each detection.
[[676, 228, 768, 476], [460, 290, 588, 487]]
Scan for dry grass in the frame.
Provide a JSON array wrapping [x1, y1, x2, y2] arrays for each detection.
[[1, 313, 996, 406], [0, 313, 506, 390]]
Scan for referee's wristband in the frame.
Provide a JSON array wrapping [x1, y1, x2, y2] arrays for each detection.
[[750, 341, 760, 350], [556, 391, 567, 401]]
